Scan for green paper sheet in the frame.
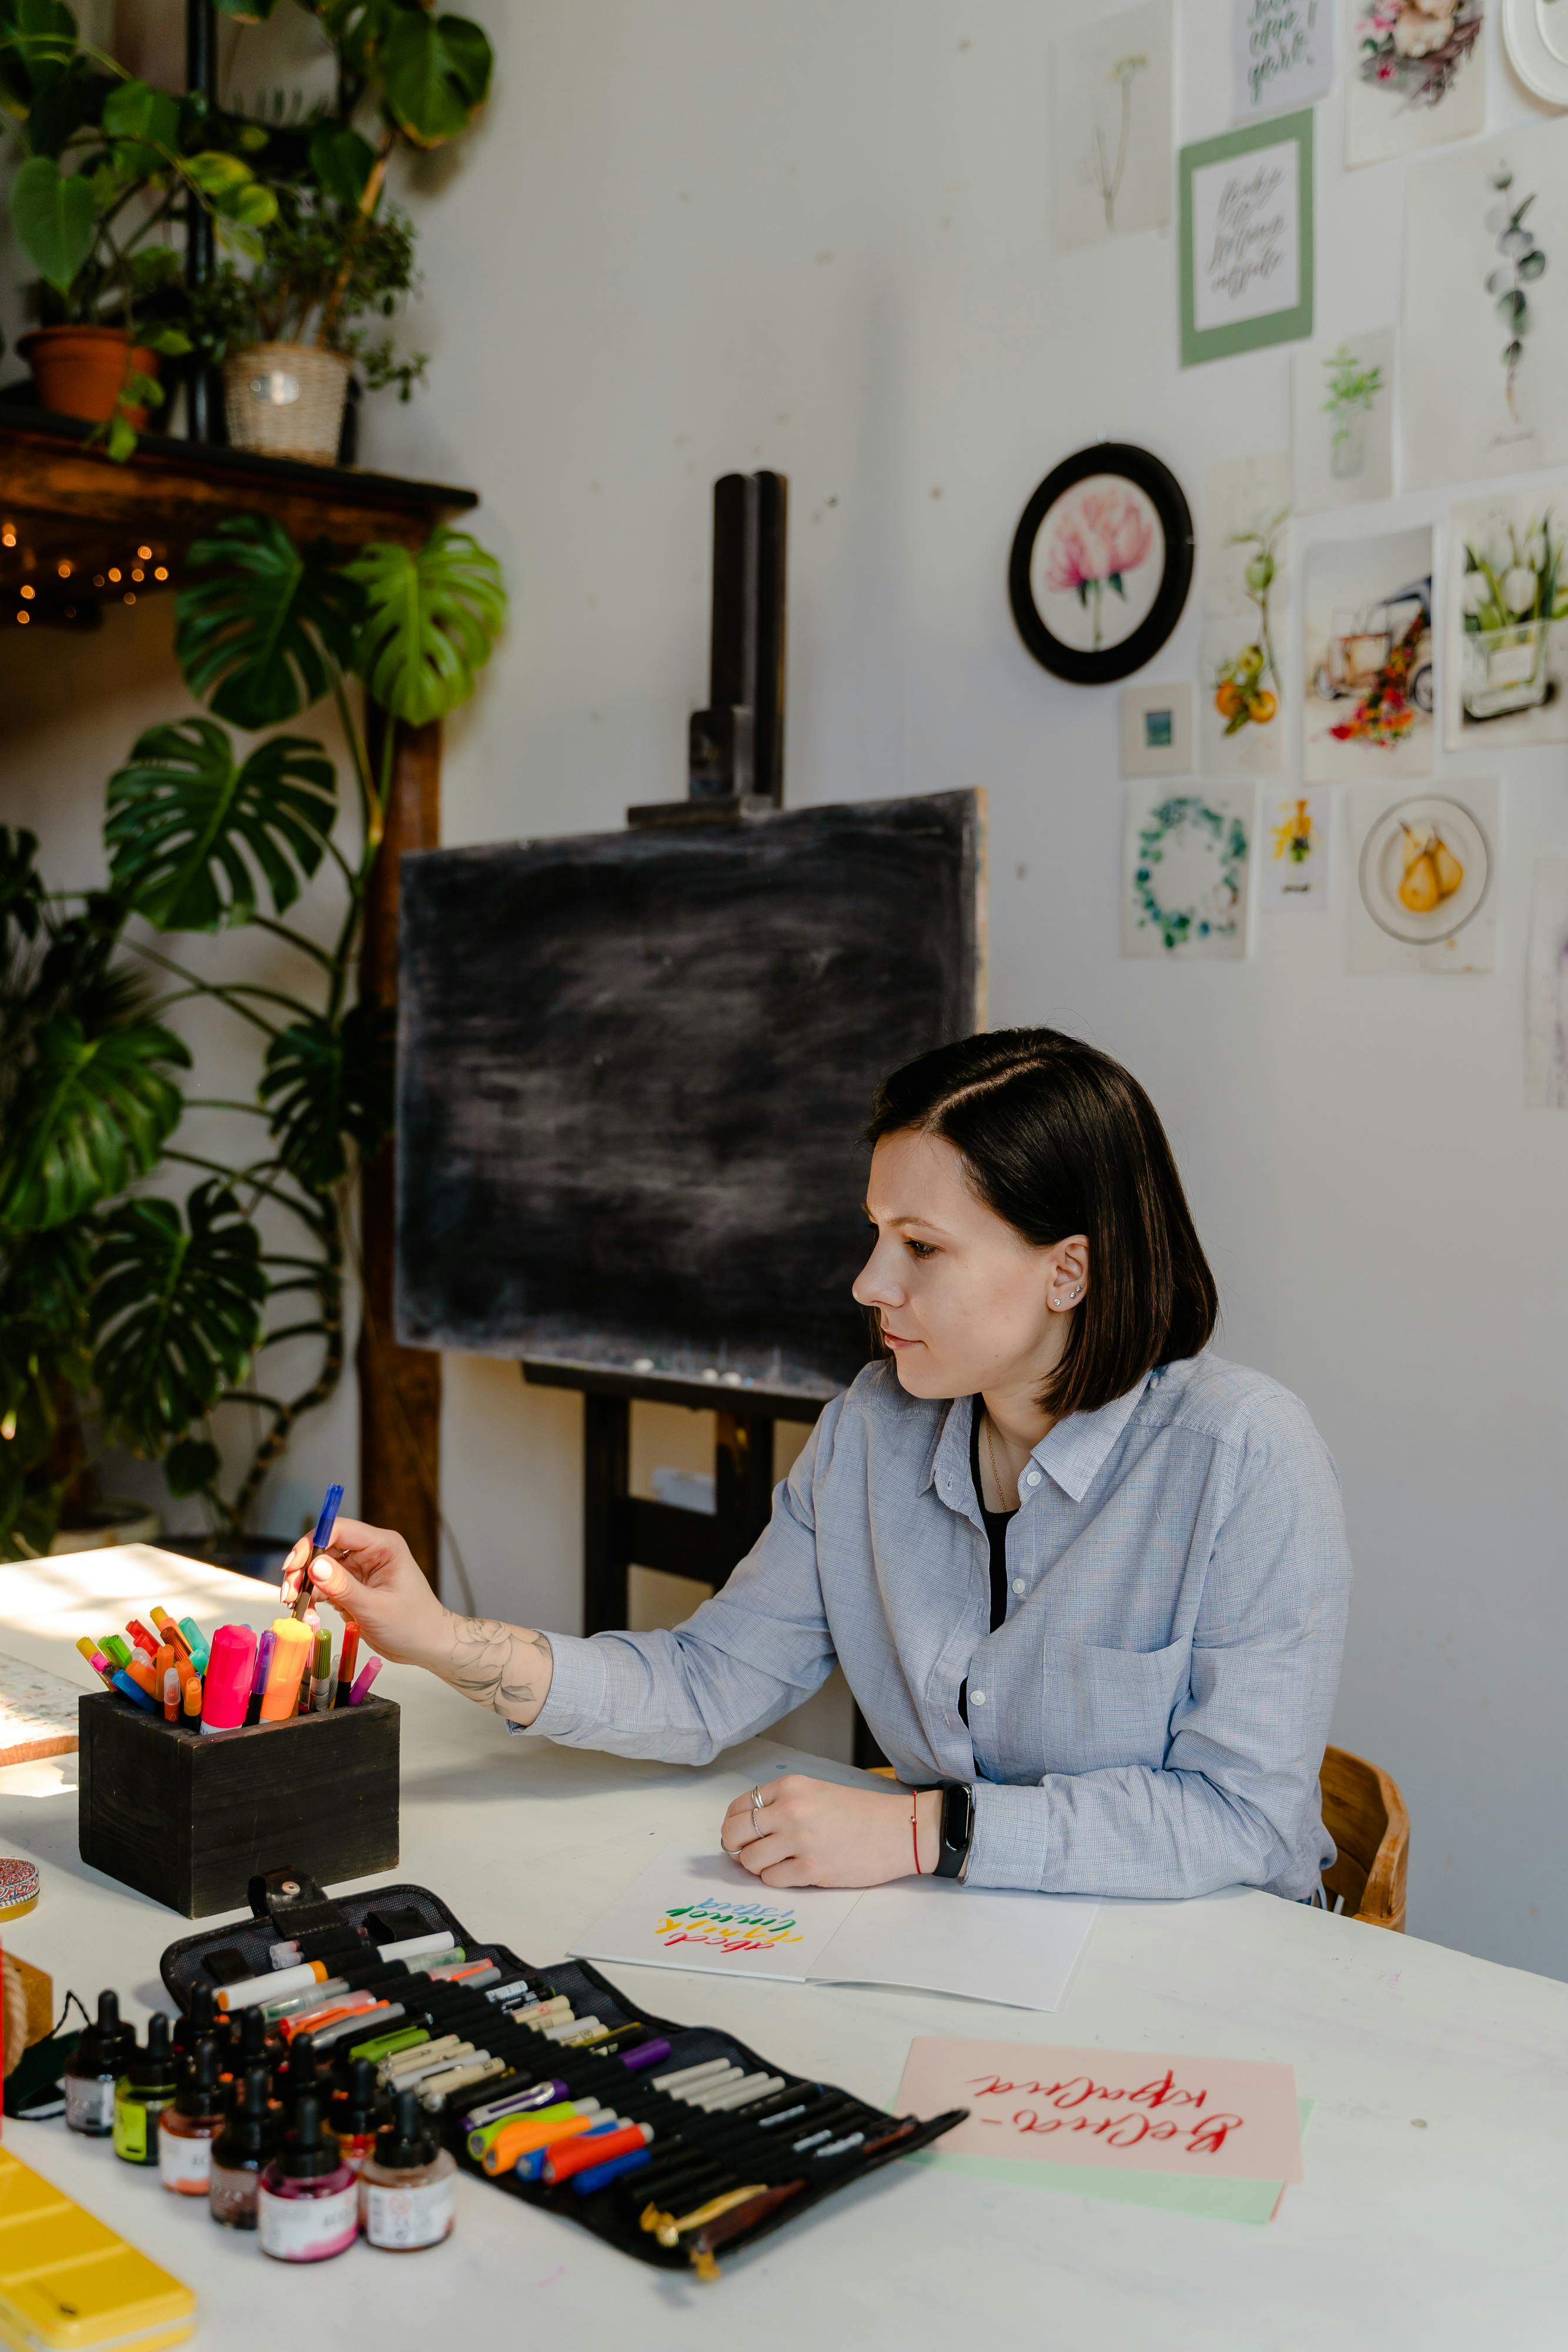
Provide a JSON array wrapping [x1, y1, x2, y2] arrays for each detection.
[[907, 2099, 1313, 2225]]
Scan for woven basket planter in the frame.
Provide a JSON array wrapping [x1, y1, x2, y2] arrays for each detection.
[[223, 341, 352, 464]]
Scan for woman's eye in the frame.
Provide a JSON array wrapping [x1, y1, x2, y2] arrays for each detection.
[[906, 1239, 935, 1259]]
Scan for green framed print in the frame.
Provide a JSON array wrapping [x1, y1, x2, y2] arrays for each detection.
[[1179, 109, 1313, 368]]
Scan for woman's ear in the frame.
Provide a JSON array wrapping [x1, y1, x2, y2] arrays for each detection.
[[1046, 1235, 1089, 1313]]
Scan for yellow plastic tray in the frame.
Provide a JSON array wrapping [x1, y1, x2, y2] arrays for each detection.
[[0, 2149, 195, 2352]]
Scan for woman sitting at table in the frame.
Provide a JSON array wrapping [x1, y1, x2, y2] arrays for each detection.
[[284, 1028, 1351, 1902]]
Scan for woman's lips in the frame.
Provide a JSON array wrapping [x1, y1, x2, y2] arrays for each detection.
[[881, 1329, 921, 1349]]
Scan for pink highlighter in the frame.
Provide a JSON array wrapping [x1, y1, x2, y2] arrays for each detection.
[[200, 1625, 258, 1735]]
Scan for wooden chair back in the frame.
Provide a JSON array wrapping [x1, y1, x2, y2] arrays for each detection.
[[1319, 1743, 1408, 1932], [873, 1745, 1410, 1932]]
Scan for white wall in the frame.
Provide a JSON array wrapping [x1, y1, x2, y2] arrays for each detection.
[[6, 0, 1565, 1976]]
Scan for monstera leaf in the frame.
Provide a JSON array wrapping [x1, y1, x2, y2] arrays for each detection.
[[260, 1001, 394, 1191], [346, 527, 505, 726], [0, 1012, 188, 1234], [380, 8, 491, 145], [0, 827, 42, 960], [105, 719, 337, 931], [176, 515, 363, 729], [9, 152, 94, 293], [308, 121, 376, 206], [91, 1182, 266, 1456]]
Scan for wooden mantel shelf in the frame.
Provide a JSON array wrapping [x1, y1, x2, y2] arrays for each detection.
[[0, 409, 477, 580]]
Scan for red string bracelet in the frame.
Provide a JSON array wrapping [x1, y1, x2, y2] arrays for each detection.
[[911, 1793, 922, 1875]]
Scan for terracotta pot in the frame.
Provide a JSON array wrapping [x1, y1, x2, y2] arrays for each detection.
[[18, 326, 158, 428], [223, 341, 352, 465]]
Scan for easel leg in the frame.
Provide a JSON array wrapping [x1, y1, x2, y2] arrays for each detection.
[[583, 1392, 630, 1633]]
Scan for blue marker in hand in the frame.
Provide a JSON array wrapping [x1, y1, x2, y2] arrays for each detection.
[[291, 1482, 344, 1619]]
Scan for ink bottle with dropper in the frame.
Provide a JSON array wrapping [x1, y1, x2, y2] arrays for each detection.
[[172, 1982, 226, 2064], [158, 2037, 226, 2194], [210, 2063, 281, 2230], [330, 2057, 389, 2175], [224, 2002, 273, 2087], [63, 1990, 131, 2137], [113, 2012, 176, 2166], [357, 2088, 457, 2251], [256, 2092, 359, 2261]]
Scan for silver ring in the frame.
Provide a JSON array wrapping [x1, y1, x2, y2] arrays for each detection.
[[750, 1783, 768, 1838]]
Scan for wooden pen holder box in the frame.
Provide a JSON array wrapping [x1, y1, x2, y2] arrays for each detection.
[[78, 1692, 400, 1919]]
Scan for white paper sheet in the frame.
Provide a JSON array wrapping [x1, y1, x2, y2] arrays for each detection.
[[570, 1845, 1101, 2013]]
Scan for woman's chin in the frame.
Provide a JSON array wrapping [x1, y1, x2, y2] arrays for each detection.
[[887, 1347, 950, 1396]]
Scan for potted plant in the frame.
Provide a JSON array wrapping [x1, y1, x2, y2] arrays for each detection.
[[1320, 342, 1384, 482], [0, 6, 276, 455], [196, 0, 493, 463]]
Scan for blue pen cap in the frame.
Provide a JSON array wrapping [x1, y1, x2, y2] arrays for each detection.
[[312, 1484, 345, 1550]]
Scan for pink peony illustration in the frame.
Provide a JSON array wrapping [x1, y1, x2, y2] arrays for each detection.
[[1042, 487, 1155, 647]]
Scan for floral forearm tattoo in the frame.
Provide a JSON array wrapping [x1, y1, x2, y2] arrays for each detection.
[[443, 1617, 554, 1721]]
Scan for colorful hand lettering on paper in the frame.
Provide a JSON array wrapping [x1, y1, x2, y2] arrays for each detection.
[[895, 2038, 1304, 2183], [654, 1897, 805, 1956]]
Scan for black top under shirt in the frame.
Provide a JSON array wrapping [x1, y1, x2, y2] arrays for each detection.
[[958, 1403, 1017, 1729]]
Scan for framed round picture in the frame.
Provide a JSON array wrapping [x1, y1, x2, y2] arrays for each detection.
[[1009, 443, 1195, 686]]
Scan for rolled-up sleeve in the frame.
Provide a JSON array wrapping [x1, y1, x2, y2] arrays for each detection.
[[967, 1394, 1352, 1899], [519, 1402, 841, 1765]]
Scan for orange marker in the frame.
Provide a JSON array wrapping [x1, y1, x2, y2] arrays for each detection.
[[182, 1673, 202, 1720], [124, 1655, 159, 1699], [162, 1666, 181, 1723], [259, 1619, 313, 1721], [483, 2109, 604, 2175], [152, 1609, 193, 1659]]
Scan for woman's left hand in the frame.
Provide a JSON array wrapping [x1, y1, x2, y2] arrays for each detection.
[[721, 1774, 941, 1887]]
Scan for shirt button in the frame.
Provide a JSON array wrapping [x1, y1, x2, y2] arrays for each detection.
[[1012, 1578, 1025, 1595], [971, 1689, 987, 1706], [1025, 1469, 1042, 1487]]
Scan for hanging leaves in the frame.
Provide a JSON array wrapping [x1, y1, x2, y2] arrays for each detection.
[[91, 1182, 267, 1456], [346, 527, 506, 725], [105, 718, 337, 931], [260, 1000, 395, 1190], [0, 1013, 188, 1234], [176, 514, 363, 729]]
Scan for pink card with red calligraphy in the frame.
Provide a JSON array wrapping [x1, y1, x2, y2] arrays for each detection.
[[895, 2038, 1303, 2183]]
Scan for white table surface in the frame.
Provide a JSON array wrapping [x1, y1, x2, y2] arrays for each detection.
[[1, 1546, 1563, 2348]]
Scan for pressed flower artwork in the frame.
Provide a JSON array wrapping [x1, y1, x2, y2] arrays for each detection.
[[1292, 326, 1394, 512], [1122, 784, 1253, 960], [1345, 0, 1485, 171], [1445, 487, 1568, 749], [1201, 453, 1290, 777], [1402, 123, 1568, 488], [1051, 1, 1172, 256], [1009, 445, 1193, 685], [1262, 787, 1333, 912], [1303, 527, 1435, 781]]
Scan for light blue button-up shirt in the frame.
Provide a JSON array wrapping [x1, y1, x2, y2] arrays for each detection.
[[523, 1352, 1353, 1901]]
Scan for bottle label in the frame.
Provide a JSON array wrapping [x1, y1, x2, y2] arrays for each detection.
[[256, 2181, 359, 2260], [113, 2094, 156, 2163], [361, 2171, 456, 2250], [64, 2075, 115, 2133], [158, 2124, 215, 2192]]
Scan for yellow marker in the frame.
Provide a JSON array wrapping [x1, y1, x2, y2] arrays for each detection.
[[655, 2183, 770, 2249]]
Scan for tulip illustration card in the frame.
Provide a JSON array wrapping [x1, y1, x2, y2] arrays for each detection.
[[1303, 527, 1435, 781], [1348, 779, 1498, 974], [894, 2039, 1304, 2183], [1180, 111, 1313, 366], [1446, 487, 1568, 751]]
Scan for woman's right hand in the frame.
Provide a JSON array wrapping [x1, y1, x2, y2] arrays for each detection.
[[279, 1516, 450, 1669]]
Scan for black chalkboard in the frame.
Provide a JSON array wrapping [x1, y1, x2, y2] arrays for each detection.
[[395, 790, 984, 1405]]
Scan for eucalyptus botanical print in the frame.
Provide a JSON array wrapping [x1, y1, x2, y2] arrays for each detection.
[[1485, 166, 1548, 430], [1051, 1, 1172, 255], [1122, 784, 1252, 961]]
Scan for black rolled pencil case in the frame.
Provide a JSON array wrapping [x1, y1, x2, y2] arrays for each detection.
[[159, 1867, 965, 2277]]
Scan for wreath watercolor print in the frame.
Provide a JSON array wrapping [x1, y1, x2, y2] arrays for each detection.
[[1051, 0, 1173, 256], [1345, 1, 1485, 171], [1402, 123, 1568, 488], [1122, 784, 1253, 960]]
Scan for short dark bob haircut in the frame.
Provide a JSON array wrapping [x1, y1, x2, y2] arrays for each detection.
[[866, 1028, 1218, 1419]]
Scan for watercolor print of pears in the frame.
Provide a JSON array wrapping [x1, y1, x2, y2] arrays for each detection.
[[1322, 341, 1385, 481], [1485, 165, 1547, 434], [1087, 51, 1148, 232]]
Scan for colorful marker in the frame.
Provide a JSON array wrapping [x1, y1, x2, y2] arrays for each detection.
[[200, 1625, 257, 1736], [245, 1629, 275, 1727], [75, 1638, 119, 1689], [347, 1657, 382, 1706], [291, 1483, 343, 1622], [178, 1618, 210, 1673], [111, 1669, 159, 1713], [333, 1623, 360, 1710], [125, 1619, 159, 1658], [162, 1666, 181, 1723], [99, 1634, 133, 1670]]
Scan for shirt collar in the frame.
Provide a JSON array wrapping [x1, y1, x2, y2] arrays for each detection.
[[924, 1373, 1152, 1511]]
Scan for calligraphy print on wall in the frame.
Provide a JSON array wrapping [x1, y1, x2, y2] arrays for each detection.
[[1345, 0, 1485, 172], [1181, 111, 1315, 366], [1233, 1, 1335, 120]]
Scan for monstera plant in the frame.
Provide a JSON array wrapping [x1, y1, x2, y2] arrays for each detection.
[[0, 516, 506, 1559]]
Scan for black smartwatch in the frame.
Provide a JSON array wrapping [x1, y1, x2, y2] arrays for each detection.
[[932, 1783, 975, 1880]]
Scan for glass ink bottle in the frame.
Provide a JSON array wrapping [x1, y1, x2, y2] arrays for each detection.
[[171, 1982, 226, 2064], [256, 2093, 359, 2262], [330, 2057, 388, 2176], [158, 2037, 226, 2194], [210, 2063, 280, 2230], [357, 2089, 457, 2251], [223, 2003, 272, 2087], [113, 2012, 176, 2166], [63, 1990, 131, 2137]]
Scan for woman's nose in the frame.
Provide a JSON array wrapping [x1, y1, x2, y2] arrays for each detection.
[[852, 1240, 902, 1309]]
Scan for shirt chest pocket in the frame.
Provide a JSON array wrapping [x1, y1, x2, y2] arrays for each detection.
[[1038, 1632, 1191, 1774]]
